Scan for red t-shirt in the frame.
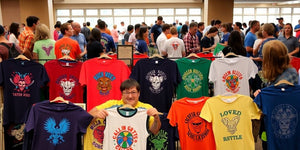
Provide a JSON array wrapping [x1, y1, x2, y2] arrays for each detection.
[[55, 37, 81, 59], [291, 57, 300, 72], [197, 52, 215, 61], [79, 58, 131, 111], [168, 97, 216, 150], [133, 54, 149, 66], [44, 60, 83, 103]]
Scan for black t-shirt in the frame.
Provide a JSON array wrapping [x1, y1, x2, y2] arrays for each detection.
[[124, 32, 131, 42], [87, 40, 104, 59], [0, 59, 49, 125], [151, 24, 162, 43], [130, 58, 181, 113], [200, 36, 214, 52]]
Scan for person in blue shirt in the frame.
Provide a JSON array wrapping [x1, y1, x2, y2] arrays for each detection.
[[151, 16, 163, 45], [196, 22, 204, 44], [135, 26, 149, 55], [244, 20, 260, 57], [220, 23, 230, 46], [98, 20, 116, 53], [71, 22, 87, 58]]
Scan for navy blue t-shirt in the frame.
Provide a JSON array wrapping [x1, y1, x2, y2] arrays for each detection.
[[0, 59, 49, 125], [135, 39, 149, 54], [24, 101, 93, 150], [196, 30, 203, 44], [101, 33, 115, 52], [254, 85, 300, 150], [151, 24, 162, 43], [130, 58, 181, 113]]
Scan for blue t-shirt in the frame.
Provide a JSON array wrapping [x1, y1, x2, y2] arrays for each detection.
[[294, 24, 300, 30], [258, 38, 277, 58], [220, 32, 230, 44], [135, 39, 149, 54], [58, 33, 63, 40], [244, 32, 257, 57], [71, 33, 87, 52], [101, 33, 115, 52], [254, 85, 300, 150], [196, 30, 203, 44], [151, 24, 162, 43]]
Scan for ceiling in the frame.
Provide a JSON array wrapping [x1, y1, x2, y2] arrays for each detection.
[[235, 0, 297, 3]]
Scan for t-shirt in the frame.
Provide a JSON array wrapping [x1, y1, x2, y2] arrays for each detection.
[[101, 33, 115, 52], [244, 32, 257, 57], [25, 101, 93, 150], [200, 36, 214, 52], [71, 33, 87, 53], [130, 58, 181, 113], [295, 24, 300, 38], [33, 39, 56, 65], [196, 30, 203, 44], [209, 56, 258, 96], [291, 57, 300, 72], [84, 100, 154, 150], [79, 58, 130, 111], [151, 24, 162, 43], [254, 85, 300, 150], [278, 36, 299, 54], [168, 97, 216, 150], [55, 37, 81, 59], [44, 60, 83, 103], [0, 59, 49, 125], [128, 32, 136, 46], [103, 107, 149, 150], [133, 53, 148, 66], [220, 32, 230, 44], [87, 41, 104, 59], [176, 57, 211, 99], [162, 37, 185, 59], [156, 33, 167, 54], [200, 95, 261, 150], [196, 52, 215, 61], [135, 39, 149, 54]]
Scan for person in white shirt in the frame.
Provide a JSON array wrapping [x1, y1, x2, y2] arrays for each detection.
[[8, 22, 20, 45], [119, 21, 126, 45], [128, 24, 141, 47], [162, 27, 185, 59], [156, 24, 170, 55]]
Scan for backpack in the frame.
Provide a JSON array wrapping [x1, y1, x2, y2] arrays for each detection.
[[0, 42, 20, 58]]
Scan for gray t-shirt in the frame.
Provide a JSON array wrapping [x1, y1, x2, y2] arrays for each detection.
[[278, 35, 299, 54]]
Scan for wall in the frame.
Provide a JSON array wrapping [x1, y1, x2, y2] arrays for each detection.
[[19, 0, 49, 27], [1, 0, 21, 26]]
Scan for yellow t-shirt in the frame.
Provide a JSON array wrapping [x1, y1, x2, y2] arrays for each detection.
[[84, 99, 153, 150], [200, 94, 261, 150]]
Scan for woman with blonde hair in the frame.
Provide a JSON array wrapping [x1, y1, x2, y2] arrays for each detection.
[[33, 24, 56, 65]]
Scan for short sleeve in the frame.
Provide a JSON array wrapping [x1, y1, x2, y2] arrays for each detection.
[[173, 62, 182, 86], [248, 59, 258, 79], [40, 65, 49, 87], [208, 61, 216, 82], [120, 60, 131, 81], [129, 60, 140, 82], [167, 103, 177, 127], [254, 92, 263, 111], [248, 99, 261, 120], [142, 41, 148, 53], [79, 62, 87, 86], [77, 108, 94, 133], [33, 44, 38, 53], [200, 101, 212, 123], [25, 105, 36, 132], [109, 37, 115, 49]]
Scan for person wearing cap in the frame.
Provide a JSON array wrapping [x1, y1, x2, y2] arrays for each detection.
[[233, 22, 245, 44], [276, 17, 284, 37], [0, 25, 22, 62], [294, 19, 300, 39]]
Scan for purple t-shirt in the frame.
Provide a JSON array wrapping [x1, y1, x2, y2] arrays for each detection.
[[25, 101, 93, 150], [0, 59, 49, 125]]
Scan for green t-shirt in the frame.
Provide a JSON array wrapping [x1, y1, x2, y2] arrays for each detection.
[[33, 39, 56, 65], [175, 57, 211, 99]]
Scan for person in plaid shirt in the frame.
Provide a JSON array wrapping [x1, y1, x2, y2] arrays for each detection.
[[18, 16, 39, 59], [183, 22, 201, 55]]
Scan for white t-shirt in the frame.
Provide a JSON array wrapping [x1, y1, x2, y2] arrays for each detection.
[[162, 37, 185, 59], [156, 32, 167, 55], [8, 33, 19, 45], [119, 25, 127, 40], [209, 56, 258, 96], [128, 32, 136, 45], [253, 39, 263, 51]]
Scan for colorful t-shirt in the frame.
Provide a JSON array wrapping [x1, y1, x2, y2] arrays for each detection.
[[130, 58, 181, 113], [55, 37, 81, 59], [84, 100, 154, 150], [254, 85, 300, 150], [44, 60, 83, 103], [0, 59, 49, 125], [200, 95, 261, 150], [103, 107, 149, 150], [33, 39, 56, 65], [168, 97, 216, 150], [209, 56, 258, 96], [176, 57, 211, 99], [79, 58, 130, 111], [25, 101, 93, 150], [101, 33, 115, 52]]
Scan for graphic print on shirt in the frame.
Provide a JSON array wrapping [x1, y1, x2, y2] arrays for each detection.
[[182, 69, 203, 93], [10, 72, 34, 97], [222, 70, 243, 93], [56, 75, 79, 99], [44, 117, 70, 145], [271, 104, 298, 139], [42, 45, 54, 56], [146, 70, 167, 94], [220, 110, 243, 141], [113, 125, 138, 149], [94, 72, 116, 95], [59, 44, 72, 56], [101, 38, 108, 50], [7, 124, 25, 141], [148, 129, 168, 150], [90, 119, 105, 149], [185, 111, 209, 141], [171, 41, 179, 50]]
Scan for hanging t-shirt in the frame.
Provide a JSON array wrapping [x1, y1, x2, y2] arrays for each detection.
[[79, 58, 130, 111], [291, 57, 300, 72], [103, 107, 149, 150], [254, 85, 300, 150], [176, 57, 211, 99], [209, 56, 258, 96], [147, 113, 177, 150], [84, 100, 154, 150], [130, 58, 181, 113], [33, 39, 56, 65], [167, 97, 215, 150], [133, 53, 148, 66], [0, 59, 49, 125], [200, 94, 261, 150], [24, 101, 93, 150], [44, 60, 83, 103]]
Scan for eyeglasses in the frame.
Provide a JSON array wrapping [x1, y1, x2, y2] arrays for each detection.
[[123, 91, 138, 95]]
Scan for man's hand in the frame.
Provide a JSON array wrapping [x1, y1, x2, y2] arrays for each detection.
[[88, 107, 108, 119], [147, 108, 159, 117]]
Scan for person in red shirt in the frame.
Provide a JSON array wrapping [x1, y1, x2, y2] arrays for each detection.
[[55, 23, 84, 59]]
